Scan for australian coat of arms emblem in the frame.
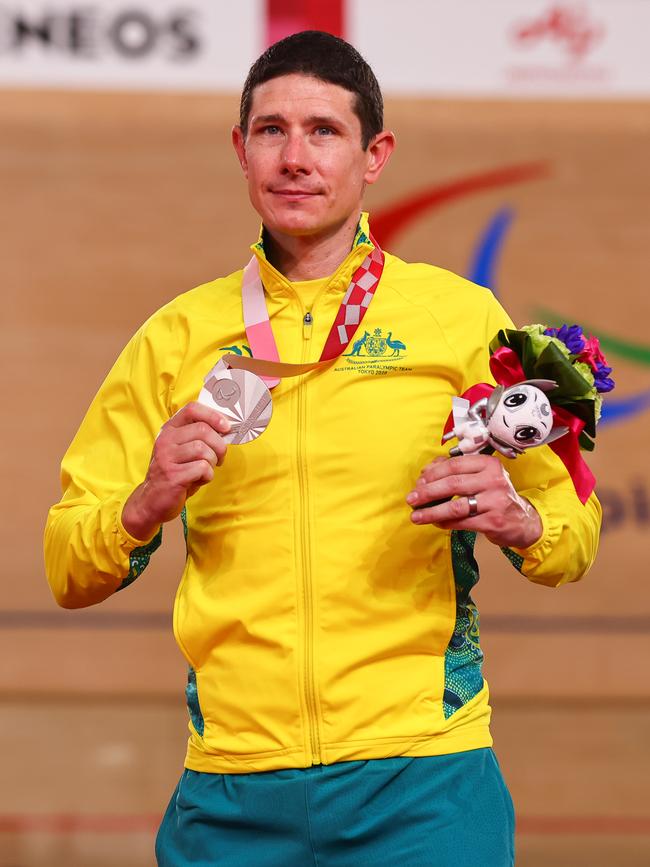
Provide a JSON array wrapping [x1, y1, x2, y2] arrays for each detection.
[[345, 327, 407, 359]]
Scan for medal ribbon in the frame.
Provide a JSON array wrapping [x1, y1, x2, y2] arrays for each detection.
[[226, 235, 385, 387]]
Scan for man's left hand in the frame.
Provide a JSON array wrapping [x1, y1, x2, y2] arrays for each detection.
[[406, 455, 543, 549]]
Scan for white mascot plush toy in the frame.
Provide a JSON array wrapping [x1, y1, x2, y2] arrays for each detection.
[[443, 379, 569, 459]]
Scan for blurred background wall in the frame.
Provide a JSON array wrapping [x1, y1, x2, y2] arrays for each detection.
[[2, 1, 649, 865]]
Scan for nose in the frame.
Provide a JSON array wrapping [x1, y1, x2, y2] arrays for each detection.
[[280, 132, 312, 175]]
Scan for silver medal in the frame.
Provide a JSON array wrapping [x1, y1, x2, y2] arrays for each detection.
[[198, 364, 272, 444]]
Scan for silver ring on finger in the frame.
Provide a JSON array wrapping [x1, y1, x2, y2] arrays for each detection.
[[467, 494, 479, 517]]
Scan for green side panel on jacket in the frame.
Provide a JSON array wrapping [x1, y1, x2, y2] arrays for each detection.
[[444, 530, 484, 718], [501, 546, 525, 573], [186, 666, 205, 736], [116, 527, 163, 592], [353, 225, 369, 247]]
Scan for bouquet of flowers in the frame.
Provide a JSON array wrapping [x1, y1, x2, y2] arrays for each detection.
[[443, 324, 615, 503]]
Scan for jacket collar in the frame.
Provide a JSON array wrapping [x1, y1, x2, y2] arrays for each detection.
[[249, 212, 375, 301]]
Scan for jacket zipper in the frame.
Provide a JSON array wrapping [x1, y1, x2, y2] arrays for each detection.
[[297, 306, 321, 765]]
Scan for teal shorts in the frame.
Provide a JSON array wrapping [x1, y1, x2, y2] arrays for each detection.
[[156, 748, 515, 866]]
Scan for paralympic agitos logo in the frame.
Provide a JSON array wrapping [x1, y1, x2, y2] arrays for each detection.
[[511, 4, 605, 62], [370, 162, 649, 427], [0, 6, 200, 59]]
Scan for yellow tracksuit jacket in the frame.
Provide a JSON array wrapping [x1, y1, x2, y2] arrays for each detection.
[[44, 214, 601, 773]]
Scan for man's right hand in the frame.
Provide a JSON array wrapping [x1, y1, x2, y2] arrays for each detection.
[[121, 402, 231, 541]]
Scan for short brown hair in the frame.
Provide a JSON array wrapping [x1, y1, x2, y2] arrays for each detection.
[[239, 30, 383, 150]]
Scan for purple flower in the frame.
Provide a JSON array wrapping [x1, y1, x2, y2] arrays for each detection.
[[594, 361, 615, 393], [544, 324, 586, 355]]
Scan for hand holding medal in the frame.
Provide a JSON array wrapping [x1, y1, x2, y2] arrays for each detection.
[[199, 367, 273, 445]]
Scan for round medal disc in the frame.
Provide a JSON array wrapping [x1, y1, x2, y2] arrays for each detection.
[[203, 368, 273, 445]]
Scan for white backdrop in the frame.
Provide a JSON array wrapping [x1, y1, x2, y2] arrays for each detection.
[[352, 0, 650, 98], [0, 0, 648, 96], [0, 0, 261, 90]]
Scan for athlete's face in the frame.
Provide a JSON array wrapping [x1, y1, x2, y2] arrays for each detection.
[[232, 74, 394, 239]]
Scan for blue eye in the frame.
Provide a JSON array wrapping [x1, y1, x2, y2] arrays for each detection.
[[316, 127, 334, 135]]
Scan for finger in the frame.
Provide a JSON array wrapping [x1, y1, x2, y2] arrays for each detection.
[[410, 492, 482, 526], [155, 423, 228, 470], [419, 454, 499, 485], [173, 441, 219, 468], [407, 472, 489, 508], [177, 459, 215, 490], [168, 401, 231, 435], [172, 422, 228, 457], [423, 500, 510, 539]]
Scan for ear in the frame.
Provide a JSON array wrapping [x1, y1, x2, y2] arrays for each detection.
[[543, 425, 569, 445], [363, 130, 396, 185], [231, 125, 248, 177], [486, 385, 504, 419], [524, 379, 558, 393]]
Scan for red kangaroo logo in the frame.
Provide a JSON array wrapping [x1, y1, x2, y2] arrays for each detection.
[[512, 4, 604, 61]]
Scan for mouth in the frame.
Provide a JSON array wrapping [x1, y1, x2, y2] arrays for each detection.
[[271, 189, 320, 201]]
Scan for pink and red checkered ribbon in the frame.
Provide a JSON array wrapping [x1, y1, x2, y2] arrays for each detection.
[[320, 240, 384, 361], [236, 235, 385, 388]]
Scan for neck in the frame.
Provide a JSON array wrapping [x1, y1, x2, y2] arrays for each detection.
[[263, 213, 361, 281]]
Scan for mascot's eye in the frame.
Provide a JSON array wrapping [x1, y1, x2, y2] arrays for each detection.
[[514, 426, 539, 443], [504, 392, 527, 407]]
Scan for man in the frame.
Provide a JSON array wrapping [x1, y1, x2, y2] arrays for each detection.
[[45, 31, 601, 866]]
